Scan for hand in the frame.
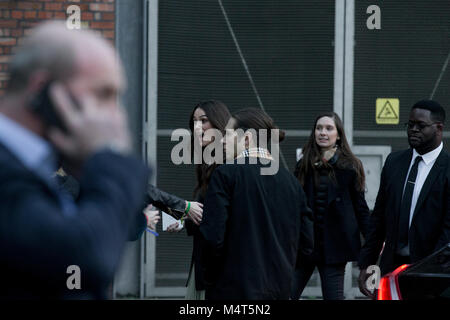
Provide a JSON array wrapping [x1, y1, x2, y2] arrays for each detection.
[[47, 83, 131, 163], [166, 222, 183, 233], [185, 201, 203, 226], [143, 204, 160, 231], [358, 268, 375, 299]]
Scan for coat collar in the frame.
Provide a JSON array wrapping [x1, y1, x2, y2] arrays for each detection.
[[412, 142, 443, 166]]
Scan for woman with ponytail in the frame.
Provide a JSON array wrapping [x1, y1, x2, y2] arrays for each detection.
[[199, 108, 313, 300]]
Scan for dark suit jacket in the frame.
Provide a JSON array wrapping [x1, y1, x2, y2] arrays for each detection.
[[199, 158, 313, 300], [295, 161, 371, 265], [55, 174, 80, 199], [359, 148, 450, 275], [54, 174, 148, 242], [0, 143, 149, 299]]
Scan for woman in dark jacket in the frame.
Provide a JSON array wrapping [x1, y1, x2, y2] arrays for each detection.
[[199, 108, 313, 300], [53, 166, 203, 241], [290, 112, 370, 300], [167, 100, 231, 300]]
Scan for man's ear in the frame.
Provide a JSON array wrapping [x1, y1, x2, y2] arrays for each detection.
[[244, 131, 255, 149], [245, 134, 250, 149]]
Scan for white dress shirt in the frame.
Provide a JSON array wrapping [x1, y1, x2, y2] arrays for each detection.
[[403, 142, 443, 226]]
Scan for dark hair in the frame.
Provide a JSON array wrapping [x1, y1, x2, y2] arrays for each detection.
[[411, 100, 446, 124], [231, 108, 285, 147], [189, 100, 231, 198], [296, 112, 365, 192]]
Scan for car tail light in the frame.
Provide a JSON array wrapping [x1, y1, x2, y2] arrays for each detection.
[[377, 264, 409, 300], [377, 276, 392, 300]]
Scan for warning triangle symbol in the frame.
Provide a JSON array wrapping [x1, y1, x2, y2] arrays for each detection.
[[377, 101, 398, 119]]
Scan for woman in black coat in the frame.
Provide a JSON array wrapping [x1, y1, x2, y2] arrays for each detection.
[[290, 112, 370, 300], [167, 100, 231, 300], [199, 108, 314, 300]]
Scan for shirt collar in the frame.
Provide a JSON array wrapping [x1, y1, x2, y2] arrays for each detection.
[[412, 142, 443, 165], [236, 147, 274, 161], [0, 113, 57, 178]]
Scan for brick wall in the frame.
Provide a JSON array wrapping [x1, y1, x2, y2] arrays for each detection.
[[0, 0, 116, 96]]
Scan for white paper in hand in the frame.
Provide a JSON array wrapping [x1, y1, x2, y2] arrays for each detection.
[[162, 211, 183, 231]]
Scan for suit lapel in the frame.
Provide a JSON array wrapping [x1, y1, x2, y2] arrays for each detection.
[[393, 149, 414, 217], [412, 150, 447, 220]]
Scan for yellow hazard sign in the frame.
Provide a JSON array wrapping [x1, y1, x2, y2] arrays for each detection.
[[376, 98, 399, 124]]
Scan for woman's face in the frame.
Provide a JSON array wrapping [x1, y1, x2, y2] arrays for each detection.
[[193, 107, 214, 147], [314, 116, 339, 151]]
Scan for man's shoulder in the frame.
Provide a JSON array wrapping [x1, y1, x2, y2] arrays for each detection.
[[385, 148, 412, 164], [213, 158, 278, 179], [0, 151, 46, 206], [436, 148, 450, 173], [386, 146, 449, 164], [0, 141, 50, 194], [438, 148, 450, 159], [216, 158, 258, 171], [389, 148, 411, 158], [212, 161, 245, 180]]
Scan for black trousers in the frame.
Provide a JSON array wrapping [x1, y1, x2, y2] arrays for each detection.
[[290, 260, 347, 300]]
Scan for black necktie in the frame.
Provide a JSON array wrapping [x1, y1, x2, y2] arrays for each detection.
[[397, 156, 422, 252]]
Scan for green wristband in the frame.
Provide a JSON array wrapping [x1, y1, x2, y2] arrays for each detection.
[[185, 201, 191, 214]]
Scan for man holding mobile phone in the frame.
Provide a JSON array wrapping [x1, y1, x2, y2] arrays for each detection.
[[0, 22, 149, 299]]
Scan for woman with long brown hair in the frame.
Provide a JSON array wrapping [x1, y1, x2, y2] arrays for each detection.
[[291, 112, 370, 300], [167, 100, 231, 300]]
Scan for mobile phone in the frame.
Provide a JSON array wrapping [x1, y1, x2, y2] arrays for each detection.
[[29, 82, 78, 133]]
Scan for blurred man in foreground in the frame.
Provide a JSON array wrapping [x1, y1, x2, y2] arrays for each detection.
[[0, 22, 149, 299]]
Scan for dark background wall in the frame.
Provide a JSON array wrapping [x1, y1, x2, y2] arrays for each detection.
[[354, 0, 450, 152]]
